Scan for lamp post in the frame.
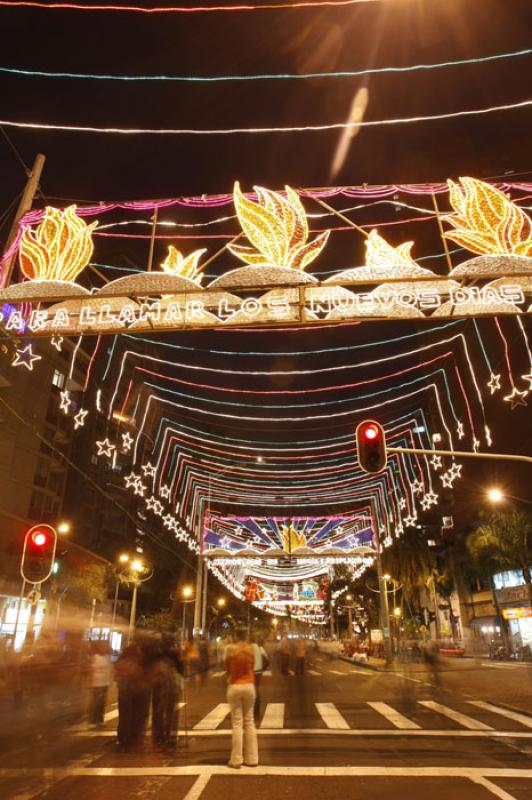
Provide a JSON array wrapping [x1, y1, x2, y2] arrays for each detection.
[[114, 555, 153, 645], [486, 487, 532, 506], [181, 585, 194, 642]]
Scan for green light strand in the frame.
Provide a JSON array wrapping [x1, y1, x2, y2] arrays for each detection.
[[1, 48, 530, 83]]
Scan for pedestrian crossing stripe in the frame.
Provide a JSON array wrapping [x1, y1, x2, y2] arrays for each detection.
[[307, 670, 321, 676], [86, 700, 532, 735], [468, 701, 532, 729], [193, 703, 230, 730]]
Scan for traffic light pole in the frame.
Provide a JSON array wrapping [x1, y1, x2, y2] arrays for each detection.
[[374, 531, 392, 664], [387, 446, 532, 465], [12, 578, 26, 647]]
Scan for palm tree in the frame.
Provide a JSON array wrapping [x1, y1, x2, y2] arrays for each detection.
[[382, 529, 436, 613], [468, 509, 532, 607]]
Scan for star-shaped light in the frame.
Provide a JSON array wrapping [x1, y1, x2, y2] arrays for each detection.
[[430, 455, 442, 470], [399, 498, 407, 510], [449, 462, 462, 481], [125, 471, 141, 488], [404, 515, 417, 528], [522, 372, 532, 390], [96, 438, 116, 458], [163, 513, 175, 529], [73, 408, 88, 429], [485, 426, 493, 448], [142, 462, 156, 477], [472, 438, 480, 453], [440, 470, 454, 488], [12, 344, 41, 371], [421, 490, 438, 511], [51, 335, 63, 351], [59, 390, 71, 414], [456, 422, 465, 439], [383, 536, 393, 548], [146, 495, 158, 511], [160, 484, 171, 500], [152, 500, 164, 516], [411, 479, 423, 495], [395, 523, 404, 535], [504, 387, 528, 409], [121, 431, 134, 452], [487, 373, 501, 394], [132, 480, 146, 497]]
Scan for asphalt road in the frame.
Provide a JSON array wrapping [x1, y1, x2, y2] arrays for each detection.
[[1, 652, 531, 800]]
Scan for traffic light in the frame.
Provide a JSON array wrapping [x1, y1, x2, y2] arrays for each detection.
[[21, 524, 57, 584], [356, 420, 387, 474]]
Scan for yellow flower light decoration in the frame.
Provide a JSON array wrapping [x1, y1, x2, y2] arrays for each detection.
[[365, 229, 419, 273], [281, 523, 307, 553], [444, 177, 532, 257], [161, 245, 206, 283], [229, 181, 330, 270], [19, 205, 98, 282]]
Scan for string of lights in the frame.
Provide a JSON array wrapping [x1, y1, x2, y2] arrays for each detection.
[[2, 47, 529, 82], [0, 98, 530, 136]]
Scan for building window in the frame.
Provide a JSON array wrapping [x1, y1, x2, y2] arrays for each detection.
[[52, 369, 65, 389]]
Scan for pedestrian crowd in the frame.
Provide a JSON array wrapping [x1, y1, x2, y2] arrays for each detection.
[[97, 630, 309, 767]]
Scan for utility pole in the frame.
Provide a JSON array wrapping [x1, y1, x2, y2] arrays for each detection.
[[1, 153, 46, 288]]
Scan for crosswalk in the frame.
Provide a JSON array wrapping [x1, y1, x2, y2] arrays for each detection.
[[111, 699, 532, 734]]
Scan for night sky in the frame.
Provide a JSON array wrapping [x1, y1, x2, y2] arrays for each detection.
[[0, 0, 531, 563], [0, 0, 530, 205]]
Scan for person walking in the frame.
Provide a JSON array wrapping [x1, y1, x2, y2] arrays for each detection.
[[89, 640, 112, 727], [295, 637, 306, 676], [150, 635, 185, 751], [114, 641, 150, 752], [252, 637, 269, 721], [279, 634, 290, 675], [225, 628, 259, 769]]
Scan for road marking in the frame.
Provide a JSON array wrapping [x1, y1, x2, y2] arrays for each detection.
[[183, 774, 211, 800], [193, 703, 230, 730], [262, 670, 272, 677], [315, 702, 350, 730], [67, 728, 532, 739], [260, 703, 284, 729], [367, 702, 421, 730], [419, 701, 493, 730], [328, 669, 346, 675], [470, 775, 520, 800], [104, 708, 118, 722], [1, 766, 531, 779], [211, 671, 225, 678], [468, 701, 532, 729], [350, 669, 374, 676], [307, 669, 321, 676]]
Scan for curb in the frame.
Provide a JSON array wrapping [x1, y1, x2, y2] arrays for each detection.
[[338, 655, 384, 672]]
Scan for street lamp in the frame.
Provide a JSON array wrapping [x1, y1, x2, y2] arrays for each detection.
[[111, 553, 153, 643], [181, 585, 194, 642], [57, 521, 71, 535], [487, 487, 504, 504], [486, 487, 532, 506]]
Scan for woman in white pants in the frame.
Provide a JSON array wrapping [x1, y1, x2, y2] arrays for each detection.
[[225, 629, 259, 769]]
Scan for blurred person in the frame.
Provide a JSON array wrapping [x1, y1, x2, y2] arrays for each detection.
[[150, 635, 185, 751], [295, 637, 306, 675], [279, 634, 290, 676], [225, 627, 258, 769], [252, 636, 269, 721], [114, 641, 150, 752], [423, 639, 441, 690], [89, 640, 111, 727]]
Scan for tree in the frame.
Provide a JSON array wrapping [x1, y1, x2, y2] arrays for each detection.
[[467, 509, 532, 607], [382, 529, 436, 612], [53, 562, 110, 608]]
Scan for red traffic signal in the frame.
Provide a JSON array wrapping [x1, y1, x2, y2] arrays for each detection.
[[21, 524, 57, 584], [356, 420, 387, 474]]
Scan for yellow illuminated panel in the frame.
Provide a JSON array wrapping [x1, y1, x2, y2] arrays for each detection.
[[364, 229, 420, 274], [444, 177, 532, 257], [229, 182, 330, 270], [281, 523, 307, 552], [161, 245, 207, 283], [19, 205, 98, 282]]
